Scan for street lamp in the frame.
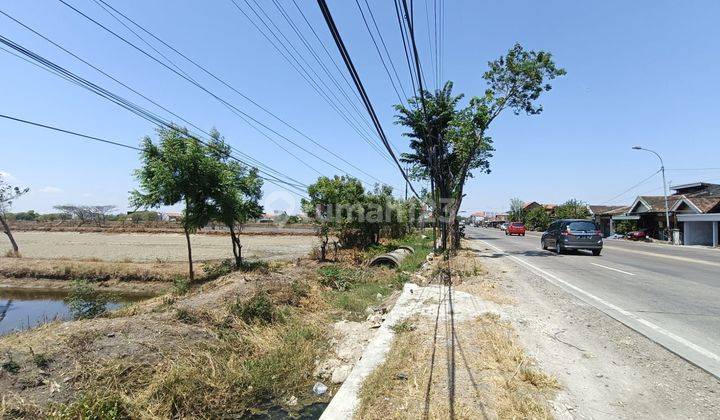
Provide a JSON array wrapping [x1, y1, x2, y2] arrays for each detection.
[[632, 146, 671, 242]]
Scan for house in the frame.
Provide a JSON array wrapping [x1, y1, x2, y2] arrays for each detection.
[[587, 205, 628, 237], [611, 182, 720, 245]]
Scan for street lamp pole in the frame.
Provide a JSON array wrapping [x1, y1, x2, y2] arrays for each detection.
[[632, 146, 671, 242]]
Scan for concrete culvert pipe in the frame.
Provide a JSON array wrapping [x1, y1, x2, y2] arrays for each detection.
[[368, 247, 415, 268]]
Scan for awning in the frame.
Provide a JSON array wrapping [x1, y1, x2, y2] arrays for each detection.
[[612, 214, 640, 220], [677, 213, 720, 222]]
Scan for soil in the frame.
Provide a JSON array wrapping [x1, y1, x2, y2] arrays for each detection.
[[464, 241, 720, 419]]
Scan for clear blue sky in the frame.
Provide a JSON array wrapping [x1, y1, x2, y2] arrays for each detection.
[[2, 0, 720, 215]]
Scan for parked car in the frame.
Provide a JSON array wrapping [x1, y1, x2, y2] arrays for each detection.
[[541, 219, 603, 256], [500, 223, 508, 231], [506, 222, 526, 236], [626, 229, 648, 241]]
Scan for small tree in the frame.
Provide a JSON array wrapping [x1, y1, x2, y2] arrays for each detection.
[[508, 198, 525, 223], [555, 199, 590, 220], [525, 206, 550, 231], [302, 176, 365, 260], [207, 129, 264, 268], [130, 128, 218, 281], [0, 174, 29, 255]]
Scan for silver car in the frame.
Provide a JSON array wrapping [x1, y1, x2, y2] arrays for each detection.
[[541, 219, 603, 256]]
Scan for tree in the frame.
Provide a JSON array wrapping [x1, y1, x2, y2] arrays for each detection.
[[524, 206, 550, 231], [0, 174, 29, 255], [397, 43, 565, 250], [555, 199, 590, 220], [508, 198, 525, 223], [130, 127, 219, 281], [206, 129, 264, 268], [301, 175, 365, 260]]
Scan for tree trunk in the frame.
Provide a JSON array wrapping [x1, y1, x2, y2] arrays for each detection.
[[183, 225, 194, 282], [230, 225, 242, 268], [0, 215, 19, 253]]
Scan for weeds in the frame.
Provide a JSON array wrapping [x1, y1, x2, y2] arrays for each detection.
[[2, 356, 20, 374], [175, 308, 198, 324], [391, 319, 416, 334], [230, 292, 279, 324], [29, 348, 51, 369], [201, 259, 234, 280], [172, 276, 190, 295], [51, 393, 130, 420]]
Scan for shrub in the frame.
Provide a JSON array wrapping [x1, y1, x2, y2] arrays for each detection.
[[175, 308, 198, 324], [613, 220, 637, 235], [2, 358, 20, 374], [201, 259, 234, 280], [231, 293, 278, 324], [30, 350, 51, 369], [172, 276, 191, 295], [64, 280, 110, 320]]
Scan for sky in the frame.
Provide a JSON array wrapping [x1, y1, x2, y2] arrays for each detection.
[[2, 0, 720, 215]]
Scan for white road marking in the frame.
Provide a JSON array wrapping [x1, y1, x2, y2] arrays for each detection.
[[478, 239, 720, 365], [590, 262, 636, 276], [602, 245, 720, 268]]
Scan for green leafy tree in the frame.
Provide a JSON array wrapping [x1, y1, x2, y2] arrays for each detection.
[[555, 199, 590, 220], [301, 175, 365, 260], [0, 174, 29, 255], [613, 220, 637, 235], [397, 43, 565, 250], [206, 129, 264, 268], [508, 198, 525, 223], [524, 206, 551, 231], [130, 127, 219, 281]]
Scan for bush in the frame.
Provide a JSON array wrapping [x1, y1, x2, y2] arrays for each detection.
[[2, 358, 20, 374], [64, 280, 110, 320], [613, 220, 637, 235], [201, 259, 234, 280], [317, 265, 357, 291], [231, 293, 278, 324], [172, 277, 191, 295], [175, 308, 198, 324]]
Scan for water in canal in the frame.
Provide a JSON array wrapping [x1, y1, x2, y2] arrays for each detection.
[[0, 288, 150, 336]]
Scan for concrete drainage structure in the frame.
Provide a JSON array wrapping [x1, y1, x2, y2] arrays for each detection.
[[368, 246, 415, 268]]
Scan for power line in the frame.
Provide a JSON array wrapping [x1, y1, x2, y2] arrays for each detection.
[[0, 113, 308, 197], [55, 0, 392, 187], [600, 169, 661, 205], [88, 0, 391, 186], [0, 9, 306, 190], [0, 34, 308, 196], [227, 0, 393, 164], [354, 0, 405, 106], [0, 113, 140, 151], [361, 0, 410, 102], [316, 0, 420, 199]]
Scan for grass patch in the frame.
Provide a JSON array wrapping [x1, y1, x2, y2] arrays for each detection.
[[391, 319, 416, 334], [230, 292, 280, 324], [172, 276, 190, 295], [325, 281, 392, 321], [51, 393, 131, 420]]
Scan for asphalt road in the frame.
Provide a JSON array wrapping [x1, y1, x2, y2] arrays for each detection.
[[466, 226, 720, 378]]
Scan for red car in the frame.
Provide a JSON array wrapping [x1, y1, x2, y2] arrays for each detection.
[[506, 222, 526, 236], [626, 229, 648, 241]]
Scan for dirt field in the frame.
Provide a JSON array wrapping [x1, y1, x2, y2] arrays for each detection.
[[2, 231, 316, 262]]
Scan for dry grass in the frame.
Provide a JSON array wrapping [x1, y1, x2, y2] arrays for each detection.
[[358, 313, 559, 419], [0, 264, 334, 419], [0, 257, 190, 282]]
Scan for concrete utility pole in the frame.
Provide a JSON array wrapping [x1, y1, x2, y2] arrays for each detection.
[[632, 146, 671, 242]]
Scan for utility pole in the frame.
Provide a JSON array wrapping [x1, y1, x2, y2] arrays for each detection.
[[632, 146, 672, 243]]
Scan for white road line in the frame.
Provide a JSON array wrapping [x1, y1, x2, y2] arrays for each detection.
[[602, 244, 720, 268], [478, 239, 720, 365], [590, 262, 636, 276]]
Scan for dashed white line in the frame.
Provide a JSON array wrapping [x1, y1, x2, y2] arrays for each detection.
[[477, 239, 720, 369], [590, 262, 636, 276]]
